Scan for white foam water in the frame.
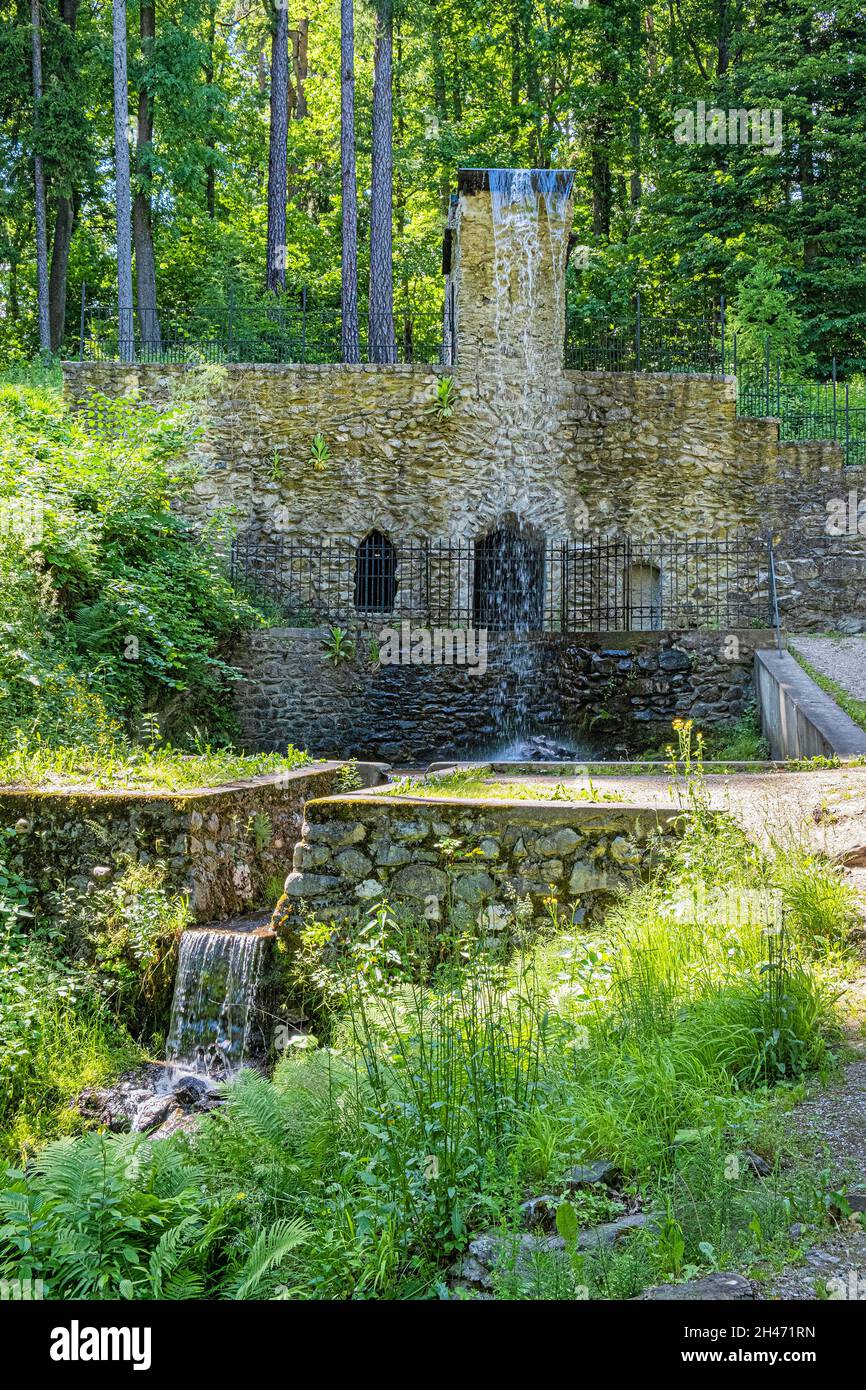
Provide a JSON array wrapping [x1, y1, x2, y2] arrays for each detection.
[[165, 926, 267, 1079]]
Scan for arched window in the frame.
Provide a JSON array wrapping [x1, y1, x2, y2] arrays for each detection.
[[354, 530, 397, 615], [627, 563, 662, 630], [473, 525, 545, 631]]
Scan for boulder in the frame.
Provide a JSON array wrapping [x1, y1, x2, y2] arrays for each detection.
[[639, 1272, 754, 1301], [132, 1093, 179, 1134], [564, 1160, 619, 1188]]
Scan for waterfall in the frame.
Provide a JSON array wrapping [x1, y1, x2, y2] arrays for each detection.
[[481, 169, 582, 757], [487, 167, 574, 376], [165, 926, 268, 1079]]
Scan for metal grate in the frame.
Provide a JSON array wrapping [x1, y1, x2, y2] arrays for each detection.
[[230, 532, 773, 633]]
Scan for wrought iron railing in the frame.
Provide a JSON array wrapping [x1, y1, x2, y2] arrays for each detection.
[[230, 532, 774, 633], [80, 303, 444, 367], [563, 305, 723, 374]]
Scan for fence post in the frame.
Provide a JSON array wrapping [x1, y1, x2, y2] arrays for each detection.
[[227, 287, 234, 361], [78, 281, 87, 361], [301, 287, 308, 364], [776, 359, 780, 420], [846, 382, 850, 467], [720, 295, 725, 375], [764, 336, 770, 415], [832, 357, 837, 440], [635, 291, 641, 372]]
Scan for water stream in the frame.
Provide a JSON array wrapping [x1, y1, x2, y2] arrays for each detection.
[[482, 168, 578, 755], [165, 924, 268, 1080]]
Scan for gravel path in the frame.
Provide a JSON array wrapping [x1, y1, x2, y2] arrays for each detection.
[[790, 634, 866, 702], [763, 1055, 866, 1300], [482, 765, 866, 861]]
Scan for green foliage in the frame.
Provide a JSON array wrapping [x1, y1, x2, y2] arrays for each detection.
[[308, 434, 330, 472], [320, 625, 355, 665], [47, 863, 191, 1035], [4, 0, 866, 370], [427, 376, 457, 419], [0, 741, 311, 791], [0, 719, 854, 1298], [334, 759, 363, 793], [728, 262, 816, 375], [0, 382, 261, 752], [0, 1132, 309, 1299]]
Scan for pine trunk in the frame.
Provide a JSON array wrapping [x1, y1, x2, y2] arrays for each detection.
[[340, 0, 359, 362], [30, 0, 51, 355], [48, 0, 80, 351], [134, 0, 160, 351], [266, 2, 289, 293], [113, 0, 134, 362], [369, 0, 395, 363], [134, 1, 161, 347], [48, 195, 76, 351]]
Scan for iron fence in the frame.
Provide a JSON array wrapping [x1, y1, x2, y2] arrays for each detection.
[[563, 306, 723, 374], [230, 532, 773, 633], [81, 303, 445, 366]]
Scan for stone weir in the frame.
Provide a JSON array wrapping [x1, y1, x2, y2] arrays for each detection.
[[279, 792, 682, 930]]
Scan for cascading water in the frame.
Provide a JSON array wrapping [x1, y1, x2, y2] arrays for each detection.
[[480, 169, 592, 760], [165, 925, 268, 1079], [487, 167, 574, 376]]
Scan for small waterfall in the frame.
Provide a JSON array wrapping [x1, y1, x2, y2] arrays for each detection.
[[482, 169, 576, 754], [165, 926, 268, 1079], [487, 167, 574, 375]]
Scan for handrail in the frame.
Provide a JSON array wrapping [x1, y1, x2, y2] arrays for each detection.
[[764, 532, 784, 656]]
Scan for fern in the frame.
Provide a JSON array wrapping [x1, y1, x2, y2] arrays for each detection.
[[224, 1073, 292, 1149], [224, 1217, 310, 1299]]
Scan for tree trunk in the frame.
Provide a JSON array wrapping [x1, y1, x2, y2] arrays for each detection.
[[49, 194, 77, 351], [112, 0, 134, 362], [266, 0, 289, 293], [48, 0, 80, 352], [204, 0, 216, 217], [429, 0, 451, 216], [590, 134, 613, 238], [369, 0, 395, 363], [134, 0, 160, 350], [30, 0, 51, 355], [340, 0, 359, 362], [288, 17, 308, 119]]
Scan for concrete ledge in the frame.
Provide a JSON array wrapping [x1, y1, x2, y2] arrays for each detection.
[[755, 650, 866, 760]]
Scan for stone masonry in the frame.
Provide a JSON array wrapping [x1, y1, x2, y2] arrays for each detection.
[[277, 792, 681, 931], [232, 628, 769, 761], [0, 765, 340, 922]]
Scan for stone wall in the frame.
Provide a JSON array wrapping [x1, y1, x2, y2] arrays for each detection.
[[61, 359, 866, 634], [278, 792, 681, 930], [232, 627, 767, 762], [0, 765, 340, 922]]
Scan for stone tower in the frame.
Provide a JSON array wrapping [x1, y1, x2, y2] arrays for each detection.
[[443, 167, 575, 374]]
